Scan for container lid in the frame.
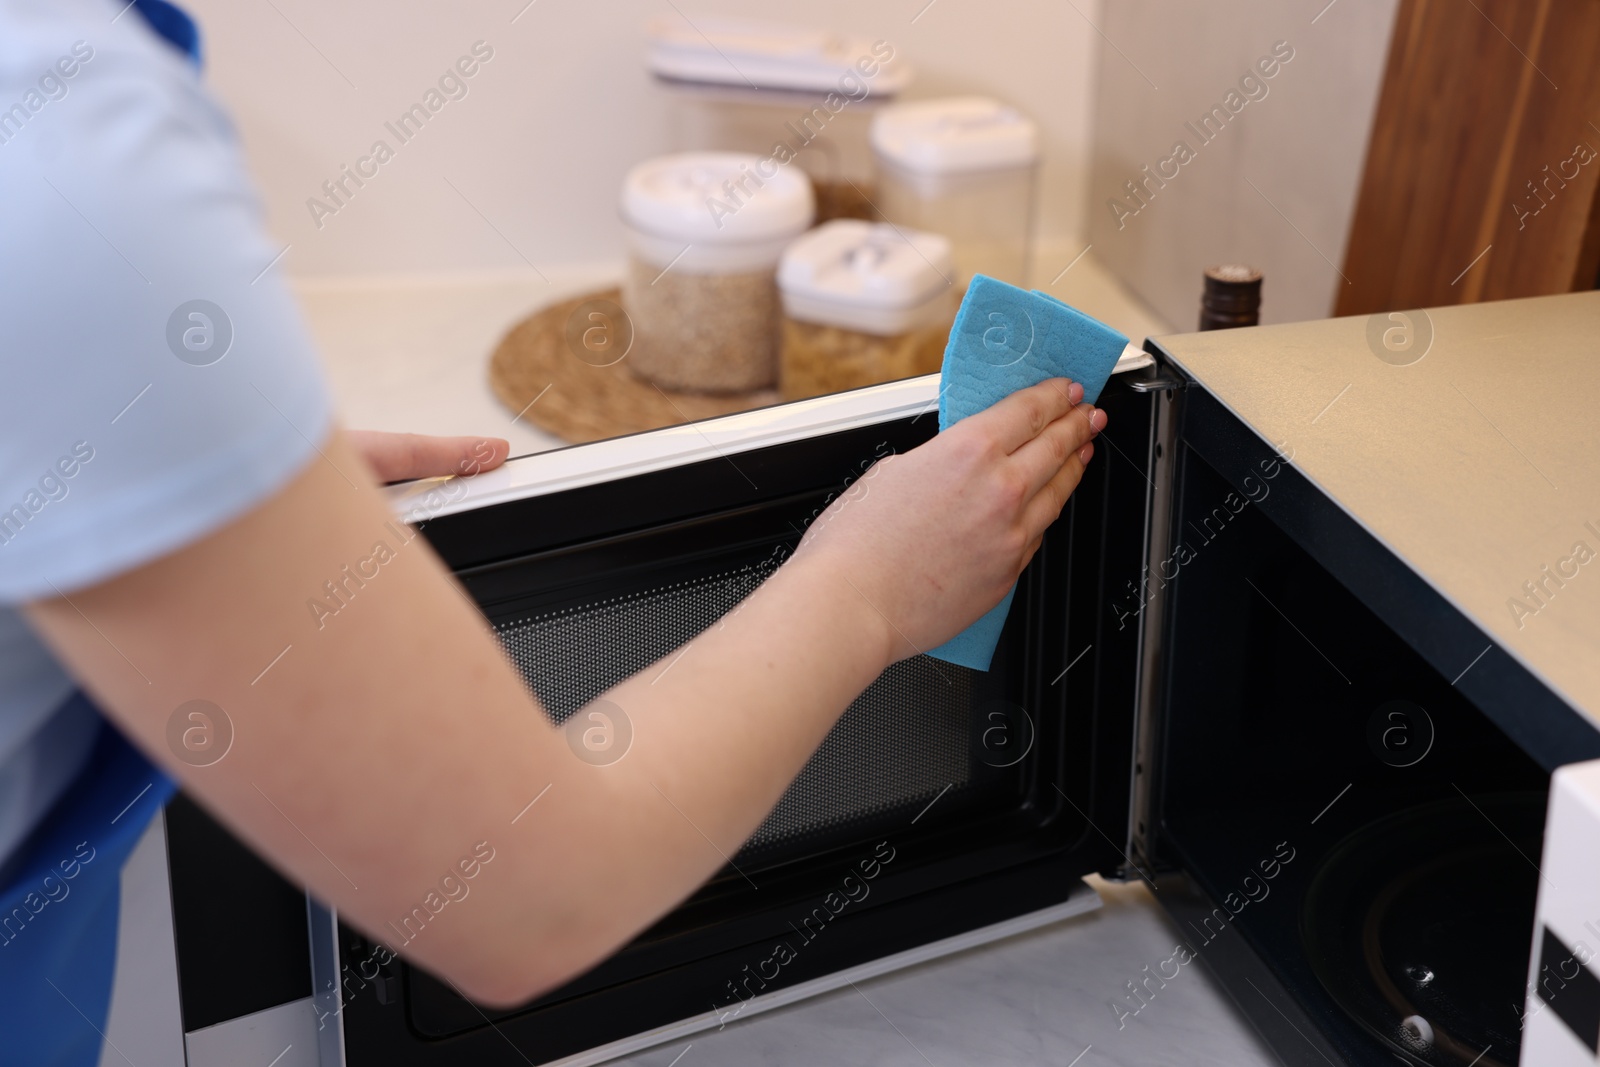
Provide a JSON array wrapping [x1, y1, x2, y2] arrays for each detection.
[[621, 152, 814, 245], [870, 96, 1039, 174], [646, 18, 912, 95], [779, 220, 953, 333]]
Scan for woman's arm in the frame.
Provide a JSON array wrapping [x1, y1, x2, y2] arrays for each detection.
[[23, 379, 1101, 1007]]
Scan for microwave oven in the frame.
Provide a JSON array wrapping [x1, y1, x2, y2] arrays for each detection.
[[143, 290, 1600, 1066]]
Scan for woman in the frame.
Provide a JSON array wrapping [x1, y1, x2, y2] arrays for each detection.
[[0, 1, 1104, 1062]]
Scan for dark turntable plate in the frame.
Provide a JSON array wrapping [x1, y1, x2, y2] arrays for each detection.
[[1301, 793, 1545, 1067]]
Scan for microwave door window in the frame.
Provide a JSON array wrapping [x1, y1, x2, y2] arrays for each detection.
[[492, 558, 981, 861]]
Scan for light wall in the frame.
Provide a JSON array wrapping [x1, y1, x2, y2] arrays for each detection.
[[183, 0, 1103, 279], [1086, 0, 1399, 327]]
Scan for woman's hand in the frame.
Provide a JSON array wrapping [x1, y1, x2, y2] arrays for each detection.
[[345, 430, 510, 483], [795, 378, 1106, 661]]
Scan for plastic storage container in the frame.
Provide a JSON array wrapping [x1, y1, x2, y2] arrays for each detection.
[[777, 219, 954, 400], [871, 97, 1039, 285], [620, 151, 814, 393], [646, 18, 912, 223]]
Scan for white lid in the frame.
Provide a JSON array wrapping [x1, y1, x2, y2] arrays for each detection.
[[621, 152, 814, 264], [779, 219, 954, 334], [870, 96, 1039, 174], [646, 18, 912, 95]]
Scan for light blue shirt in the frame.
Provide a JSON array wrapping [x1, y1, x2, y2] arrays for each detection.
[[0, 0, 333, 866]]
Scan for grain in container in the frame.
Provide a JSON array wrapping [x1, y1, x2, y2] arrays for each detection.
[[620, 151, 814, 393], [777, 219, 954, 401], [871, 97, 1039, 285]]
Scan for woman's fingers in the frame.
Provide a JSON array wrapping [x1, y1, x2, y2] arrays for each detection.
[[966, 378, 1083, 455], [346, 431, 510, 483], [1009, 402, 1104, 497]]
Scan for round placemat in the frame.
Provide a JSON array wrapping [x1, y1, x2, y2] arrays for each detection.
[[488, 287, 779, 444]]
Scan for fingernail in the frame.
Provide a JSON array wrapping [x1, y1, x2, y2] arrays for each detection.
[[1068, 381, 1084, 403], [1078, 442, 1095, 464], [1089, 407, 1108, 433]]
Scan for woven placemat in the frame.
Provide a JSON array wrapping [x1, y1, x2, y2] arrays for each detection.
[[488, 287, 779, 444]]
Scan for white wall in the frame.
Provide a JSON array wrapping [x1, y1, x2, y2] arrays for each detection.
[[183, 0, 1103, 279], [1086, 0, 1398, 326]]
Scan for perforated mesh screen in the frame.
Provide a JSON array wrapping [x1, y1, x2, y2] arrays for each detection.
[[494, 560, 975, 857], [497, 559, 778, 724], [749, 656, 973, 851]]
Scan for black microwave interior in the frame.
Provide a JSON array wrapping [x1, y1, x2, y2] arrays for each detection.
[[1146, 386, 1588, 1067]]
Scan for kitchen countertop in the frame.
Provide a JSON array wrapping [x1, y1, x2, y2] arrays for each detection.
[[274, 257, 1276, 1066], [603, 876, 1279, 1067], [291, 246, 1175, 456]]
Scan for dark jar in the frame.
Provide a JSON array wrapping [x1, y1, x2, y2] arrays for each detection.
[[1199, 265, 1262, 330]]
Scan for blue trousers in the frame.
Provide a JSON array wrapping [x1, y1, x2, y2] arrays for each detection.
[[0, 694, 176, 1067]]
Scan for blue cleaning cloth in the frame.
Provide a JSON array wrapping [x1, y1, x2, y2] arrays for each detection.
[[927, 275, 1131, 671]]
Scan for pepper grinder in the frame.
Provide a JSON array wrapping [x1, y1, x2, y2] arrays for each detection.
[[1199, 265, 1262, 330]]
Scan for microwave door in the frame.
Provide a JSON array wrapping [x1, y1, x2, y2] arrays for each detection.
[[164, 365, 1162, 1067]]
